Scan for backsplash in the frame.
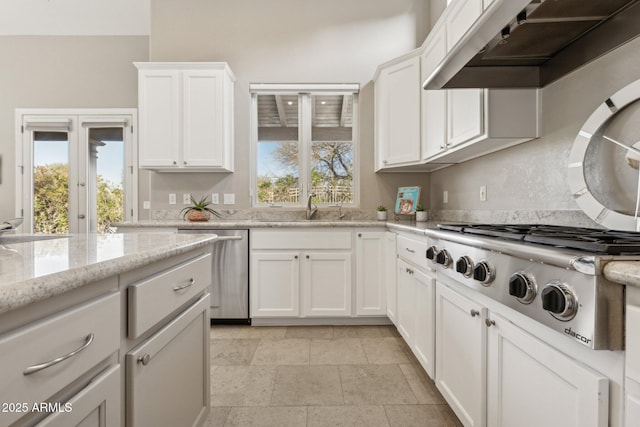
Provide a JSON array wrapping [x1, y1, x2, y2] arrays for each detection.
[[150, 208, 379, 222], [429, 209, 600, 228]]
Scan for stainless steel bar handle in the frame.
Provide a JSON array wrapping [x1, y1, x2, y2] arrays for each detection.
[[405, 248, 415, 253], [173, 278, 195, 291], [23, 333, 94, 376], [216, 235, 243, 241]]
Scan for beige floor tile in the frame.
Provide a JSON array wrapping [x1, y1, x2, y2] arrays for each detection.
[[310, 338, 368, 365], [211, 339, 260, 366], [210, 365, 277, 407], [307, 405, 390, 427], [223, 406, 307, 427], [237, 326, 288, 339], [361, 337, 413, 364], [378, 325, 402, 337], [333, 325, 384, 338], [270, 365, 344, 406], [340, 364, 418, 405], [210, 325, 251, 339], [251, 338, 310, 365], [399, 364, 445, 404], [207, 406, 231, 427], [285, 325, 334, 339], [384, 404, 463, 427]]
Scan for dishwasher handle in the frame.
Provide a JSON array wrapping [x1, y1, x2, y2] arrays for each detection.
[[215, 235, 243, 241]]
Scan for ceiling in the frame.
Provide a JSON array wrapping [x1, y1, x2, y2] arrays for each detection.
[[257, 94, 353, 128]]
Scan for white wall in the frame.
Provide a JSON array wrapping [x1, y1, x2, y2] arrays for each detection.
[[144, 0, 432, 214]]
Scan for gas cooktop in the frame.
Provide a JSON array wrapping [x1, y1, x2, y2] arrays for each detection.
[[437, 223, 640, 255]]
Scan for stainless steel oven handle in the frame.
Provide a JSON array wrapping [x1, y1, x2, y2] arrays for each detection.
[[23, 333, 94, 376]]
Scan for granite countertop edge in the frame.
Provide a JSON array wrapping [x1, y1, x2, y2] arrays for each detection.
[[603, 261, 640, 289], [115, 220, 388, 228], [0, 234, 218, 315]]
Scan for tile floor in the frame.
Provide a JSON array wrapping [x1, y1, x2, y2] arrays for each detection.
[[207, 325, 462, 427]]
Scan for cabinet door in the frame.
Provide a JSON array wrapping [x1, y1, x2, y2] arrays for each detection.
[[355, 232, 386, 316], [302, 252, 352, 317], [487, 312, 609, 427], [182, 70, 224, 168], [126, 295, 210, 427], [376, 56, 422, 168], [626, 391, 640, 427], [422, 89, 447, 160], [36, 365, 120, 427], [138, 69, 181, 168], [385, 232, 398, 323], [251, 252, 300, 317], [413, 268, 435, 379], [435, 283, 486, 427], [396, 259, 417, 345], [448, 89, 485, 147], [446, 0, 483, 51]]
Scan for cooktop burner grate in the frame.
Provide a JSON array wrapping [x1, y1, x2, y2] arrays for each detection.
[[436, 224, 640, 254]]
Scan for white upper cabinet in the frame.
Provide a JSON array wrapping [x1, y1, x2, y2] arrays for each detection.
[[136, 62, 235, 172], [374, 54, 422, 170], [447, 88, 484, 147], [445, 0, 483, 53]]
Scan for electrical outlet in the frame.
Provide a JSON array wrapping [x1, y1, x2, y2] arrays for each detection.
[[480, 185, 487, 202], [211, 193, 219, 204], [183, 193, 191, 204], [169, 193, 176, 205], [143, 201, 150, 210], [223, 193, 235, 205], [443, 190, 448, 204]]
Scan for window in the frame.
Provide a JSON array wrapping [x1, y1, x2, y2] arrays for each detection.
[[250, 84, 358, 207], [16, 109, 138, 234]]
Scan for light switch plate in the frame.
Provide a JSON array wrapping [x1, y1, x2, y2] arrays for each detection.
[[443, 191, 448, 204], [479, 186, 487, 202], [223, 193, 235, 205], [143, 201, 151, 210], [183, 193, 191, 205], [169, 194, 176, 205], [211, 193, 219, 204]]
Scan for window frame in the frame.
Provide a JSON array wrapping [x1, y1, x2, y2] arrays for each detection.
[[250, 84, 359, 208]]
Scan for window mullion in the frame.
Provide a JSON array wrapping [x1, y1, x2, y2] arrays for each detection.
[[300, 93, 312, 205]]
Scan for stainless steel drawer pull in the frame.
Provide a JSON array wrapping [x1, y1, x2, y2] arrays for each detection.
[[23, 333, 94, 376], [173, 278, 195, 292], [470, 309, 480, 317], [138, 354, 151, 366], [405, 248, 415, 253]]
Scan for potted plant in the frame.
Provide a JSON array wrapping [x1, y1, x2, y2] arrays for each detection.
[[376, 205, 387, 221], [180, 195, 222, 222], [415, 204, 428, 222]]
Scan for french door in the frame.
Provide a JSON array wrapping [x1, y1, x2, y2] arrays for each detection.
[[16, 109, 138, 234]]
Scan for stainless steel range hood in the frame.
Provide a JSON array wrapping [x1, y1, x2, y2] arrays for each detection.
[[424, 0, 640, 89]]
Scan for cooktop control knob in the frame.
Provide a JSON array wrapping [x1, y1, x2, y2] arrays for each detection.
[[508, 272, 536, 304], [455, 256, 474, 278], [473, 261, 494, 286], [541, 281, 578, 320], [426, 246, 438, 263], [436, 249, 452, 268]]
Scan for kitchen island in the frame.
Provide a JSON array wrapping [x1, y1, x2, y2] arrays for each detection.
[[0, 232, 217, 427]]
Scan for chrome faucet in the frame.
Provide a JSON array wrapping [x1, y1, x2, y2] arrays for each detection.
[[306, 192, 318, 220]]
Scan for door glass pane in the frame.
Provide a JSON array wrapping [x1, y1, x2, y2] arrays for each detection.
[[311, 94, 353, 204], [256, 94, 300, 204], [90, 127, 124, 233], [33, 131, 69, 234]]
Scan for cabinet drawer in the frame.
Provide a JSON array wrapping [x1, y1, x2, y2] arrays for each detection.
[[0, 293, 120, 427], [397, 235, 429, 267], [128, 253, 212, 338], [252, 230, 352, 250]]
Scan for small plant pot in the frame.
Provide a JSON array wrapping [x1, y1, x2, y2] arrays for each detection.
[[377, 211, 387, 221], [186, 210, 211, 222], [416, 211, 428, 222]]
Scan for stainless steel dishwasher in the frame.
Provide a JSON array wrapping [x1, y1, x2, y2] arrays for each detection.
[[178, 228, 250, 324]]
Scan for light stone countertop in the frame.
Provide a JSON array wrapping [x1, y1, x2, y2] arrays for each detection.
[[115, 219, 387, 229], [0, 232, 218, 315], [603, 261, 640, 289]]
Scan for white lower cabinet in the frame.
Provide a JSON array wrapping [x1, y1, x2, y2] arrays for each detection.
[[385, 232, 398, 323], [126, 295, 210, 427], [396, 259, 417, 343], [355, 231, 387, 316], [436, 282, 609, 427], [251, 252, 300, 317], [625, 287, 640, 427], [487, 312, 609, 427], [302, 252, 352, 316], [435, 283, 487, 427], [36, 365, 120, 427]]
